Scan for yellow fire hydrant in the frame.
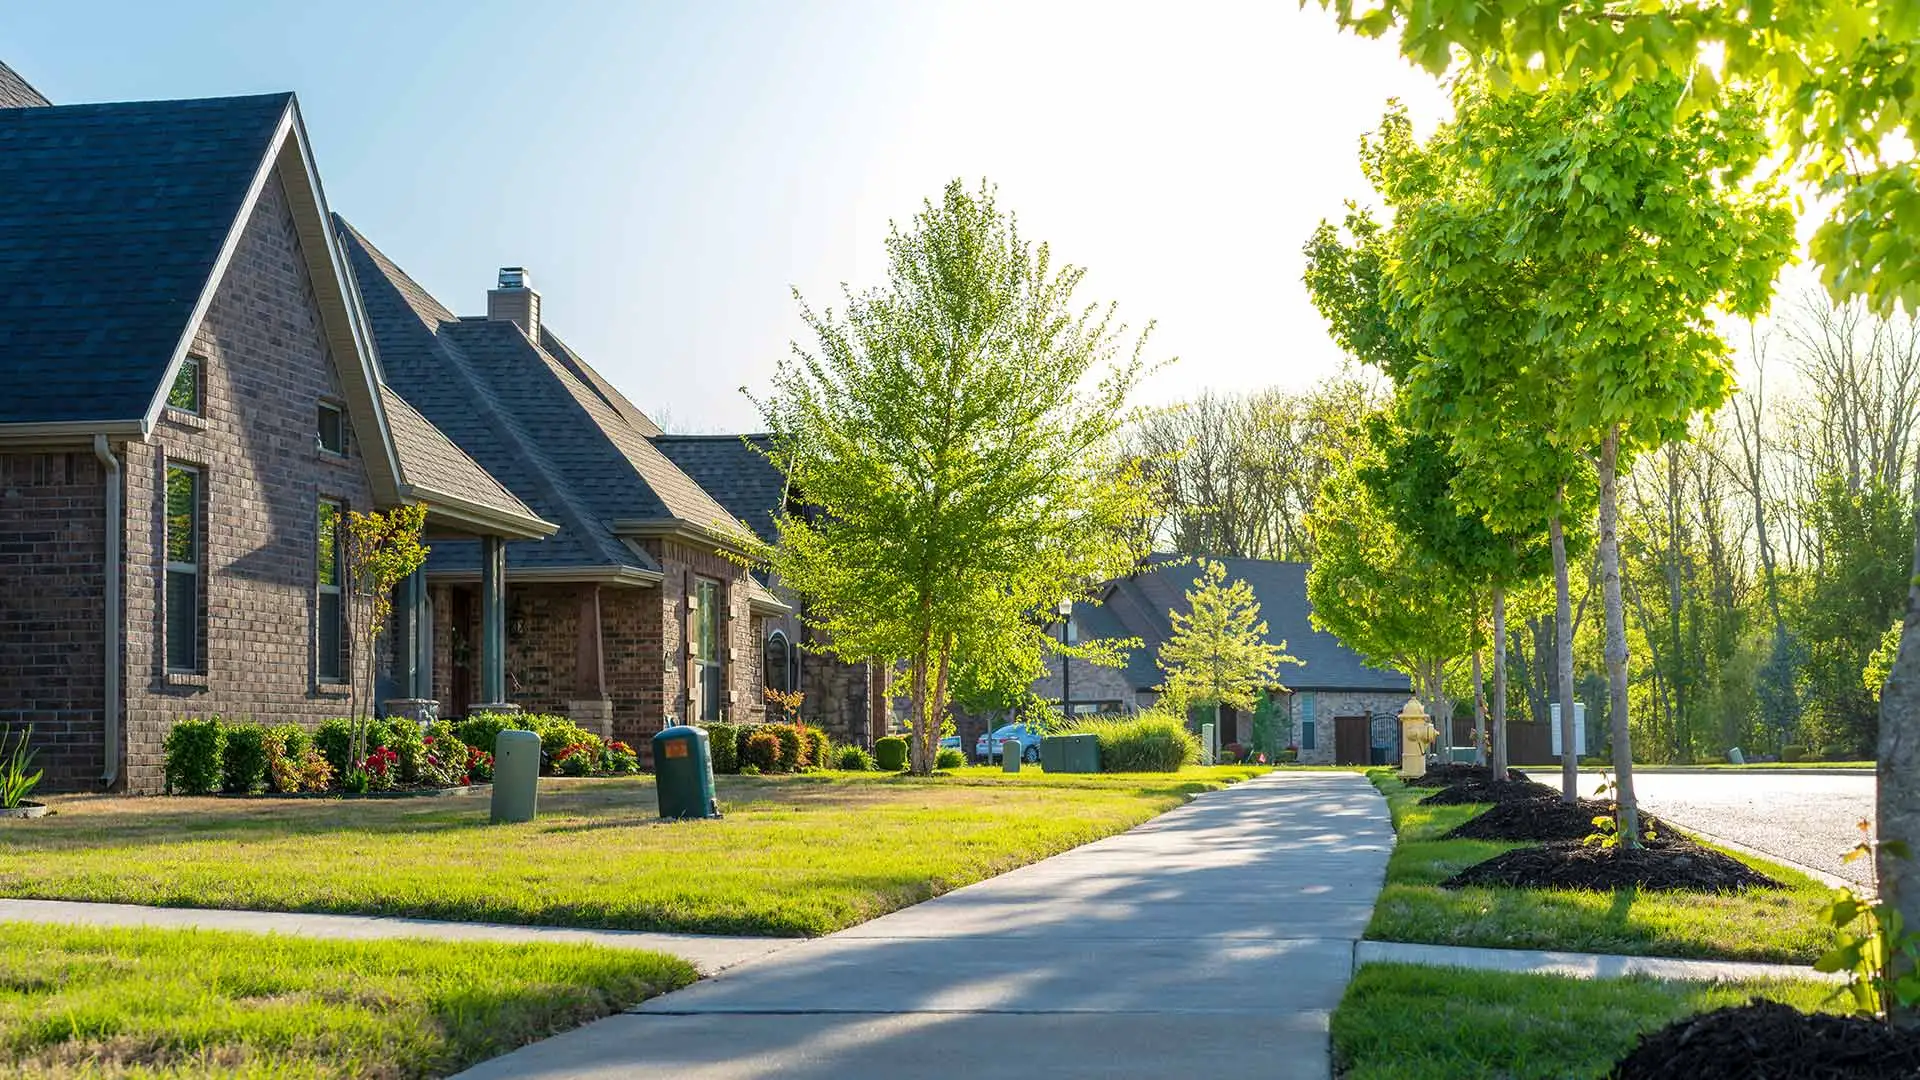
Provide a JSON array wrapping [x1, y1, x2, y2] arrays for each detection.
[[1399, 698, 1437, 779]]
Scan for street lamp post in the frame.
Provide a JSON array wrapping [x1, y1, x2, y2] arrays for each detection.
[[1057, 597, 1073, 720]]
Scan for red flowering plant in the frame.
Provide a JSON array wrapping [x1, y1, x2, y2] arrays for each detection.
[[419, 734, 471, 789], [361, 746, 400, 791], [467, 749, 494, 783], [602, 740, 640, 774], [553, 742, 597, 777]]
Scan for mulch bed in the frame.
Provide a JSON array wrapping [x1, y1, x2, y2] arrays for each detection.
[[1445, 796, 1669, 843], [1611, 1000, 1920, 1079], [1419, 776, 1561, 806], [1402, 763, 1519, 789], [1441, 834, 1782, 893]]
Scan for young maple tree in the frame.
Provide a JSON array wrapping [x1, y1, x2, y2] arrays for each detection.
[[342, 503, 429, 768], [754, 179, 1154, 775], [1156, 560, 1300, 719]]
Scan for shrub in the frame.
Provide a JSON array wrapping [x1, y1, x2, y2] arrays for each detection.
[[362, 745, 400, 791], [772, 725, 804, 773], [0, 726, 43, 809], [1782, 743, 1809, 763], [263, 725, 329, 793], [313, 718, 355, 778], [603, 740, 640, 774], [833, 744, 876, 771], [804, 727, 831, 770], [874, 736, 908, 772], [935, 747, 966, 770], [740, 763, 762, 776], [1074, 713, 1196, 773], [419, 722, 472, 788], [467, 749, 494, 783], [163, 717, 226, 795], [454, 713, 518, 756], [742, 730, 781, 773], [220, 721, 269, 794], [526, 716, 603, 765], [706, 723, 740, 774], [374, 718, 425, 784], [553, 743, 598, 777]]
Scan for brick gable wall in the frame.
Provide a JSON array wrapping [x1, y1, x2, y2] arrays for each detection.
[[119, 173, 377, 792], [0, 452, 109, 788]]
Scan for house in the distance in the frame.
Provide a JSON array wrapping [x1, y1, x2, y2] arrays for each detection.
[[1032, 554, 1412, 765]]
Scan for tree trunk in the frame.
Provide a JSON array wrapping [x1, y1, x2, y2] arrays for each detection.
[[1667, 446, 1689, 763], [1552, 508, 1578, 803], [907, 648, 931, 776], [1492, 584, 1509, 776], [1472, 645, 1488, 767], [1600, 426, 1641, 845], [1879, 436, 1920, 1027]]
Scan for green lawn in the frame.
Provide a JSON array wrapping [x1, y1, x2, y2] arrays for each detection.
[[1332, 963, 1838, 1080], [0, 920, 692, 1079], [1365, 771, 1836, 963], [0, 770, 1245, 937]]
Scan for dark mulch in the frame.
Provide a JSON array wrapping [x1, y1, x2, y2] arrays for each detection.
[[1441, 834, 1782, 893], [1418, 776, 1561, 806], [1445, 796, 1669, 843], [1611, 1000, 1920, 1080], [1402, 763, 1521, 789]]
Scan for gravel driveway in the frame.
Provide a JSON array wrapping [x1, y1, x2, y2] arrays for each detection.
[[1525, 771, 1876, 887]]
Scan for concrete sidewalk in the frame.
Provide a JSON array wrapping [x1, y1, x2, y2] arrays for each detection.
[[453, 772, 1394, 1080], [0, 898, 796, 975]]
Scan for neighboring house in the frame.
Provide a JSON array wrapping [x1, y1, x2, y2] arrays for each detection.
[[1033, 554, 1413, 765], [0, 80, 552, 792], [335, 227, 808, 750]]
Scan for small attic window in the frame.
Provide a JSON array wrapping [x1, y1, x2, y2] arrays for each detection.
[[317, 402, 345, 455], [168, 356, 202, 414]]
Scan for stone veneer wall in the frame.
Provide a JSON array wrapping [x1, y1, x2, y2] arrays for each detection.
[[0, 452, 109, 789], [120, 174, 378, 793]]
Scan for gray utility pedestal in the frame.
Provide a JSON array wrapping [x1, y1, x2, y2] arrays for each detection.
[[1041, 733, 1100, 773], [491, 730, 541, 824], [1002, 739, 1022, 773]]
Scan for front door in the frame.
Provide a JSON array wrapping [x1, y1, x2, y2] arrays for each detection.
[[449, 588, 474, 718], [1334, 714, 1370, 766]]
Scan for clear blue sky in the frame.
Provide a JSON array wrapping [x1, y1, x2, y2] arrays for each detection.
[[5, 1, 1453, 432]]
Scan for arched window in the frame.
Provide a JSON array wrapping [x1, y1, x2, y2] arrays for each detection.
[[765, 630, 792, 693]]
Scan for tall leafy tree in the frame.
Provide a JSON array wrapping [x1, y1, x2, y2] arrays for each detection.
[[755, 179, 1153, 775], [1157, 560, 1301, 716], [1381, 77, 1793, 841]]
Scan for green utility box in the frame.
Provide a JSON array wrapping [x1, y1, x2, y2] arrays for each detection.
[[1041, 733, 1101, 774], [490, 729, 541, 824], [653, 725, 720, 820]]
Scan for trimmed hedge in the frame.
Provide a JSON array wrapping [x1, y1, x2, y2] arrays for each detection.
[[874, 736, 908, 772], [219, 722, 269, 794], [833, 744, 876, 771], [163, 718, 226, 795], [803, 727, 830, 769], [742, 730, 781, 773], [313, 718, 355, 777], [935, 747, 966, 770], [1073, 714, 1198, 772], [706, 723, 740, 774], [772, 726, 804, 772]]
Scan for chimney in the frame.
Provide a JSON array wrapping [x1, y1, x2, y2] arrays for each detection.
[[487, 266, 540, 341]]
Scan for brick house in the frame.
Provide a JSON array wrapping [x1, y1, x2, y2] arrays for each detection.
[[334, 226, 842, 751], [1033, 554, 1412, 765], [0, 81, 554, 792]]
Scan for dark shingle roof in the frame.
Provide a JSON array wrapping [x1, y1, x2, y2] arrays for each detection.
[[1085, 553, 1410, 695], [0, 61, 49, 109], [336, 216, 748, 577], [652, 434, 785, 545], [0, 94, 291, 425], [381, 386, 543, 527]]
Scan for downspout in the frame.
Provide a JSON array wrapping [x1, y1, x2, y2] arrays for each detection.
[[92, 435, 122, 789]]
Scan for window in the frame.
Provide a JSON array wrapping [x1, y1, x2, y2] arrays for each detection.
[[764, 630, 791, 693], [164, 466, 202, 672], [317, 402, 345, 455], [316, 500, 345, 682], [1300, 692, 1316, 751], [168, 356, 202, 414], [694, 579, 722, 722]]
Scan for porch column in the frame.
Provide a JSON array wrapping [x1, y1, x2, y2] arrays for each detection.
[[480, 535, 507, 704], [396, 568, 428, 698]]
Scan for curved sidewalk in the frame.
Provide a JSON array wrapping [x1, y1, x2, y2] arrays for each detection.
[[454, 771, 1394, 1080]]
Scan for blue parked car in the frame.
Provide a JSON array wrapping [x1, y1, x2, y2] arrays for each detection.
[[976, 722, 1044, 764]]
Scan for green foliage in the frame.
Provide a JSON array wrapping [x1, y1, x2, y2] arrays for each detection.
[[0, 726, 43, 809], [741, 731, 781, 774], [873, 736, 909, 772], [263, 725, 329, 794], [373, 718, 425, 785], [1866, 622, 1903, 702], [1072, 712, 1198, 772], [219, 722, 269, 795], [603, 741, 640, 775], [162, 718, 226, 796], [313, 718, 355, 779], [752, 178, 1156, 774], [522, 716, 603, 766], [1156, 560, 1301, 712], [454, 713, 518, 757], [552, 743, 598, 778], [1814, 824, 1920, 1018], [833, 744, 877, 771], [935, 747, 967, 770], [803, 727, 831, 770], [340, 504, 429, 760], [1782, 744, 1811, 763], [772, 725, 804, 773], [419, 722, 472, 788], [1799, 478, 1912, 755], [705, 723, 740, 774]]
